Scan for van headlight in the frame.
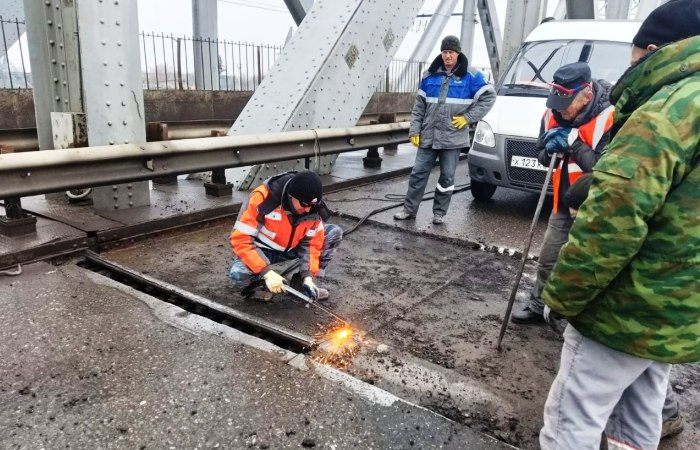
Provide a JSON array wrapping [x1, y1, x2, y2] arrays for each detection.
[[473, 121, 495, 147]]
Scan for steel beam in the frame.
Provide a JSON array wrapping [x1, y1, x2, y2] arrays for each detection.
[[606, 0, 631, 19], [552, 0, 567, 19], [566, 0, 596, 19], [284, 0, 314, 25], [476, 0, 503, 80], [635, 0, 667, 20], [22, 0, 82, 151], [460, 0, 477, 64], [192, 0, 219, 91], [76, 0, 149, 212], [227, 0, 424, 189], [501, 0, 543, 70], [0, 122, 410, 198]]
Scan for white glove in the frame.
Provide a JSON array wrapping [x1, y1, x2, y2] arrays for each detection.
[[263, 270, 286, 294], [302, 276, 320, 300]]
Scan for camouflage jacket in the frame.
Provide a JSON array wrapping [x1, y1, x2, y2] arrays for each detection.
[[542, 36, 700, 364]]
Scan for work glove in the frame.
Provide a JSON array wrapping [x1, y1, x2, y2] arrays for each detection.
[[451, 115, 468, 129], [302, 276, 320, 300], [543, 127, 578, 155], [409, 135, 420, 147], [543, 305, 568, 335], [263, 270, 286, 294]]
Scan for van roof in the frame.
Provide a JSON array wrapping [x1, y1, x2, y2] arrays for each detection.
[[525, 20, 641, 44]]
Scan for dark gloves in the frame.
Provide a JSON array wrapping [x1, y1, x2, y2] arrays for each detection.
[[542, 127, 573, 155], [543, 305, 568, 335]]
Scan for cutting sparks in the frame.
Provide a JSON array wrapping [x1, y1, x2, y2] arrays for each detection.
[[312, 325, 363, 368]]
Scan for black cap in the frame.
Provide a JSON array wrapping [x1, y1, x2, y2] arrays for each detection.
[[546, 62, 592, 110], [287, 170, 322, 205], [440, 35, 461, 53], [566, 173, 594, 211], [633, 0, 700, 49]]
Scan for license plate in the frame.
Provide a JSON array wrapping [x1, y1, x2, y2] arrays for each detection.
[[510, 156, 547, 171]]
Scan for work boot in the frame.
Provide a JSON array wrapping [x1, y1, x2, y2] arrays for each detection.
[[250, 287, 274, 302], [316, 288, 330, 301], [511, 305, 544, 324], [661, 412, 684, 439], [432, 214, 445, 225], [393, 209, 416, 220]]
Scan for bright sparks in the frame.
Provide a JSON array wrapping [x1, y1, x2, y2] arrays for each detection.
[[312, 324, 363, 369]]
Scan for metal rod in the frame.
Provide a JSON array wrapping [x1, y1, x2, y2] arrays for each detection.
[[496, 155, 557, 350], [183, 35, 190, 89], [176, 37, 183, 90], [284, 286, 351, 325], [151, 32, 159, 89], [161, 32, 168, 88], [1, 17, 13, 89], [15, 19, 27, 88], [141, 32, 150, 90]]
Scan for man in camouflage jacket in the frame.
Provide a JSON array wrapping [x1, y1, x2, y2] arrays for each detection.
[[539, 1, 700, 448]]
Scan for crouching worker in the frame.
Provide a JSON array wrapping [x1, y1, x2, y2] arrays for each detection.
[[229, 170, 343, 302]]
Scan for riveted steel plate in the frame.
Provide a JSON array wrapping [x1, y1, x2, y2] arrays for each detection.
[[227, 0, 424, 188], [0, 205, 87, 269]]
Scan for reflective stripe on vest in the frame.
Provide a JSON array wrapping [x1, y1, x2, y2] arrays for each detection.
[[545, 105, 615, 213]]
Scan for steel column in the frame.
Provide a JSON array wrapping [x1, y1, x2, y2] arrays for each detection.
[[460, 0, 477, 64], [606, 0, 631, 19], [476, 0, 503, 80], [23, 0, 82, 152], [501, 0, 543, 70], [227, 0, 425, 189], [192, 0, 219, 90], [76, 0, 149, 212], [565, 0, 596, 19]]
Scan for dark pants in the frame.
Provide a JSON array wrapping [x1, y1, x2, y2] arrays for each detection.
[[403, 147, 461, 217], [527, 214, 574, 315]]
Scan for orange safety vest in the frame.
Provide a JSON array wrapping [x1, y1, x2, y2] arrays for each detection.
[[543, 105, 615, 213], [230, 183, 325, 276]]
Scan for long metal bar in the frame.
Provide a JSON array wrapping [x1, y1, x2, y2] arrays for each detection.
[[0, 113, 412, 152], [496, 155, 558, 350], [1, 17, 13, 89], [285, 285, 351, 325], [0, 122, 410, 198]]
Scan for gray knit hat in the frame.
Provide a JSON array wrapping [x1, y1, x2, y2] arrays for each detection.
[[440, 35, 461, 53]]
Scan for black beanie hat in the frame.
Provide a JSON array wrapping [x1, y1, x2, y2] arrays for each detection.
[[287, 170, 322, 205], [566, 173, 594, 211], [633, 0, 700, 49], [440, 35, 461, 53]]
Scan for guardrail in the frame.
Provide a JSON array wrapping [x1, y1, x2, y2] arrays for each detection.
[[0, 112, 413, 154], [0, 122, 410, 198]]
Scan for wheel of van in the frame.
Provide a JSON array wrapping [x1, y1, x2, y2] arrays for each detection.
[[470, 180, 497, 201]]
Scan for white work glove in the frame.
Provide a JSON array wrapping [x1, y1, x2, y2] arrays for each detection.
[[263, 270, 286, 294], [302, 276, 320, 300]]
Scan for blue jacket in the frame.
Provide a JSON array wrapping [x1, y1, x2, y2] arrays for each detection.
[[409, 53, 496, 149]]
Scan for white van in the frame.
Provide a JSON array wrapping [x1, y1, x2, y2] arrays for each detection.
[[467, 20, 641, 200]]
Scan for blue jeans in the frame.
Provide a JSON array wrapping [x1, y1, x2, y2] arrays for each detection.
[[403, 147, 461, 216], [229, 223, 343, 286]]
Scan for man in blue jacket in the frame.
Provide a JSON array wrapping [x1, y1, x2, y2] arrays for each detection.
[[394, 35, 495, 224]]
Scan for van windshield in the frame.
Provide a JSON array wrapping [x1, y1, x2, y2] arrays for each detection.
[[498, 39, 633, 96]]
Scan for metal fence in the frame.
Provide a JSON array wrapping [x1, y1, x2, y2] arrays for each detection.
[[0, 17, 29, 89], [1, 22, 422, 93]]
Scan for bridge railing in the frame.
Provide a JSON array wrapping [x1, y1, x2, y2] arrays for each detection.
[[0, 17, 29, 89], [0, 21, 422, 93]]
